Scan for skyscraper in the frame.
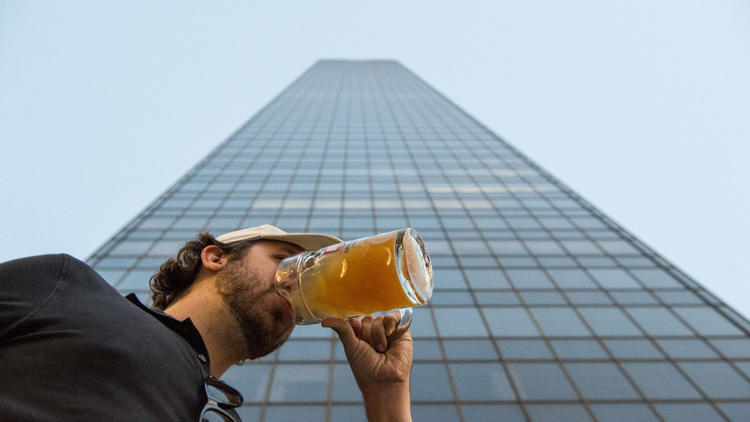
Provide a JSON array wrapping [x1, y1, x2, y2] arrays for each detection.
[[87, 60, 750, 421]]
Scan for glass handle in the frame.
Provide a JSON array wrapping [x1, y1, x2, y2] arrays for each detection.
[[397, 307, 413, 329]]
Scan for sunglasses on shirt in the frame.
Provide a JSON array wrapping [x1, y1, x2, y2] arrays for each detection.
[[199, 377, 243, 422]]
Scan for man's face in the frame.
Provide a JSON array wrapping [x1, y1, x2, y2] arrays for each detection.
[[215, 240, 303, 359]]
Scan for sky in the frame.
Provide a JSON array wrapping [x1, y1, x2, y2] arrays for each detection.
[[1, 1, 748, 317]]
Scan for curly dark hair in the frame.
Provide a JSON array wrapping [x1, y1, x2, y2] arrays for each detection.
[[149, 232, 255, 309]]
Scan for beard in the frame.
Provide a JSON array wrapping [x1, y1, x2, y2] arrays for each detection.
[[215, 259, 292, 359]]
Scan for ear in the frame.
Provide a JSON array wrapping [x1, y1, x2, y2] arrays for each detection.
[[200, 245, 227, 272]]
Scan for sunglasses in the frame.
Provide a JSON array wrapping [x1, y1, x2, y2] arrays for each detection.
[[199, 377, 244, 422]]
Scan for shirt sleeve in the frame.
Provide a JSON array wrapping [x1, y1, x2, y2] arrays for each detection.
[[0, 254, 68, 341]]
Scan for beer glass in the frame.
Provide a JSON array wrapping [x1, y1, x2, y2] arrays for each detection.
[[275, 228, 433, 325]]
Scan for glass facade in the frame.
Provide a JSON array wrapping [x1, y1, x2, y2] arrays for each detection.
[[87, 60, 750, 421]]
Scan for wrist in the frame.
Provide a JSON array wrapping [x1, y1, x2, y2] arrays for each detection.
[[362, 381, 411, 422]]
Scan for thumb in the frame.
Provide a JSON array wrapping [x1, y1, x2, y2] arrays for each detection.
[[322, 317, 359, 351]]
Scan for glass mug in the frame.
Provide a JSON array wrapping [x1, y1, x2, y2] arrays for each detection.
[[275, 228, 433, 325]]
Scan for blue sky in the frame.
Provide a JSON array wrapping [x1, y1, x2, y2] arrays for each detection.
[[1, 1, 748, 317]]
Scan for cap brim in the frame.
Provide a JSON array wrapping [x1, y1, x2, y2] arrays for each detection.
[[254, 233, 343, 251], [217, 231, 342, 252]]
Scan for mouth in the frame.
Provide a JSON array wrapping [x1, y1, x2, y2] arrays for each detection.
[[276, 292, 295, 322]]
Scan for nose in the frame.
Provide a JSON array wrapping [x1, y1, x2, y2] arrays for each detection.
[[275, 267, 295, 293]]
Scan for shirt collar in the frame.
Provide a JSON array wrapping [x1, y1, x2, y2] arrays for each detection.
[[125, 293, 211, 369]]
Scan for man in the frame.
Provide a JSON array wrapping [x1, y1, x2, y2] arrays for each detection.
[[0, 225, 413, 421]]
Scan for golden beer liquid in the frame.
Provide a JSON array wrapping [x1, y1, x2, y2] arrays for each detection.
[[299, 230, 426, 319]]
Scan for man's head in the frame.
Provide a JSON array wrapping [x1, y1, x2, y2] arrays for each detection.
[[150, 225, 342, 359]]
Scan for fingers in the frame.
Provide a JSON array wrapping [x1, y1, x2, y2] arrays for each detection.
[[360, 316, 374, 350], [361, 314, 402, 353], [324, 313, 411, 355], [372, 317, 387, 353], [383, 313, 398, 337], [321, 317, 358, 354]]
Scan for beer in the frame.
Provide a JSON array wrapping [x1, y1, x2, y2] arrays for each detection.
[[276, 228, 433, 324]]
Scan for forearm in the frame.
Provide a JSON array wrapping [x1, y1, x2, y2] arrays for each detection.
[[362, 382, 412, 422]]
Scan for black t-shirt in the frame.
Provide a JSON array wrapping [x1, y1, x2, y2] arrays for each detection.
[[0, 254, 213, 421]]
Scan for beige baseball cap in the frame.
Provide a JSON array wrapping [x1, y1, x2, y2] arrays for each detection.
[[216, 224, 342, 251]]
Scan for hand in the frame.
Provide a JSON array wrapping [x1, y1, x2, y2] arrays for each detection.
[[322, 313, 413, 422]]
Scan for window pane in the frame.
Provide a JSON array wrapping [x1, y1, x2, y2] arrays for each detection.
[[222, 364, 270, 403], [566, 290, 612, 305], [578, 307, 642, 336], [434, 269, 468, 288], [621, 363, 701, 399], [630, 269, 682, 288], [412, 339, 444, 360], [475, 291, 521, 305], [412, 405, 460, 422], [443, 339, 498, 360], [410, 363, 453, 400], [717, 403, 750, 422], [330, 405, 366, 421], [677, 362, 750, 399], [626, 307, 692, 336], [530, 307, 590, 336], [588, 269, 640, 289], [498, 339, 553, 360], [461, 405, 525, 422], [547, 269, 597, 288], [409, 309, 437, 337], [526, 404, 592, 422], [264, 405, 326, 422], [332, 364, 362, 402], [672, 306, 744, 336], [482, 308, 540, 337], [268, 364, 328, 402], [431, 290, 474, 305], [520, 290, 567, 305], [466, 269, 510, 288], [550, 340, 608, 359], [590, 404, 659, 422], [450, 363, 516, 400], [654, 403, 724, 422], [505, 269, 554, 288], [709, 338, 750, 359], [434, 307, 488, 337], [235, 406, 261, 422], [656, 339, 718, 359], [610, 290, 658, 305], [565, 363, 640, 399], [506, 363, 578, 400], [604, 339, 663, 359], [278, 341, 330, 361]]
